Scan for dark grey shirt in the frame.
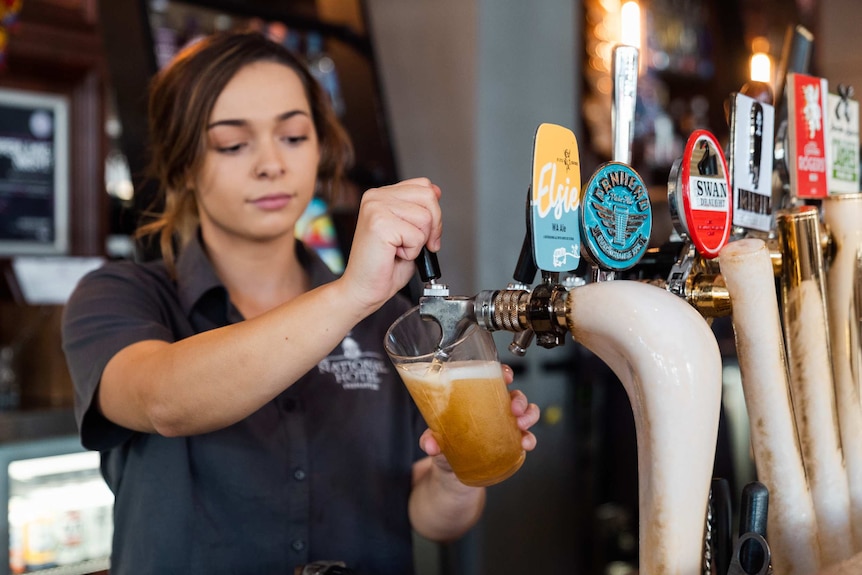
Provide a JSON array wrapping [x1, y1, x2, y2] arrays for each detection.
[[62, 235, 425, 575]]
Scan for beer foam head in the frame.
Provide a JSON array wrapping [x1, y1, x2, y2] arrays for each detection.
[[399, 360, 501, 384]]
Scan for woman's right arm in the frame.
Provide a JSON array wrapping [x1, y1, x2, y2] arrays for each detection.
[[91, 179, 442, 438]]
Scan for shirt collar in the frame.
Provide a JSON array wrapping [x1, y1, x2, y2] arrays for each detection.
[[175, 230, 339, 318]]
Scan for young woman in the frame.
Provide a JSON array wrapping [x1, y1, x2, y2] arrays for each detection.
[[62, 31, 539, 574]]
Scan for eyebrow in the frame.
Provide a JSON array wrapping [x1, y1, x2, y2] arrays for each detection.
[[206, 110, 310, 130]]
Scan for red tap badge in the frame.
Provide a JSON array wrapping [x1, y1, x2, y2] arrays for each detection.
[[672, 130, 732, 259], [787, 73, 829, 199]]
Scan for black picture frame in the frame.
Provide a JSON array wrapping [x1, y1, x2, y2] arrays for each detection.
[[0, 87, 70, 256]]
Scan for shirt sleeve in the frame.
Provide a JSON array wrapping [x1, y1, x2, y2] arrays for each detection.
[[61, 261, 176, 451]]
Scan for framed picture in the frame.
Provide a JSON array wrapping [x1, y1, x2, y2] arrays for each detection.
[[0, 87, 69, 256]]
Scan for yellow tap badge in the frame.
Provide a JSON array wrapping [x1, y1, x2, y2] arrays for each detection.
[[530, 123, 581, 272]]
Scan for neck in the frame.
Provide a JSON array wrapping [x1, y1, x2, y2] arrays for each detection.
[[203, 231, 310, 319]]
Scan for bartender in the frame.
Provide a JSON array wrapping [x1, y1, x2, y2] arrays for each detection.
[[62, 30, 539, 575]]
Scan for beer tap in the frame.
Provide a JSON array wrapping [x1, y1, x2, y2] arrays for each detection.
[[659, 130, 734, 318], [576, 40, 653, 284], [505, 220, 538, 357], [417, 121, 722, 574], [773, 24, 815, 211], [728, 87, 776, 241], [419, 122, 582, 353], [718, 25, 862, 570], [822, 84, 862, 554], [580, 36, 649, 284]]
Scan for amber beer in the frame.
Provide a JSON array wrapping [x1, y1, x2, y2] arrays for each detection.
[[395, 359, 525, 487]]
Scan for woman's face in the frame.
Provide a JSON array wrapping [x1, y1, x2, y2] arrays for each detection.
[[194, 60, 320, 247]]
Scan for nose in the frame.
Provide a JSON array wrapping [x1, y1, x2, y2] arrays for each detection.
[[254, 139, 286, 179]]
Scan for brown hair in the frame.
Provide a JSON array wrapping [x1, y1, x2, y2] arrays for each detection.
[[138, 31, 354, 274]]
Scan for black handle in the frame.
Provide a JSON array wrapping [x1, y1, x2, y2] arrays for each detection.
[[513, 187, 537, 284], [513, 234, 537, 285], [739, 481, 769, 573], [417, 247, 440, 283]]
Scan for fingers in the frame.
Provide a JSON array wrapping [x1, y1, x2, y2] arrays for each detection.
[[419, 428, 442, 456], [419, 430, 456, 473], [521, 430, 538, 452], [361, 179, 443, 254], [501, 364, 514, 385], [510, 389, 540, 452]]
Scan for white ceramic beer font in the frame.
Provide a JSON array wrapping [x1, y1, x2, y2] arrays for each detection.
[[780, 71, 855, 566], [419, 123, 723, 575], [822, 82, 862, 555], [823, 192, 862, 554], [720, 238, 821, 575]]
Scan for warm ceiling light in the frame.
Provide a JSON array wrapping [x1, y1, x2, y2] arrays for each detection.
[[750, 52, 772, 83], [620, 1, 641, 50]]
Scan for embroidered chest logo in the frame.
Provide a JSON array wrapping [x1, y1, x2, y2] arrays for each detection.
[[317, 334, 390, 391]]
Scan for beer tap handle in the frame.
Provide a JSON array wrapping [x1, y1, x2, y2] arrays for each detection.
[[728, 91, 776, 236], [666, 130, 731, 261], [513, 234, 537, 286], [577, 46, 651, 280], [611, 44, 639, 165], [417, 247, 440, 283], [529, 123, 582, 276], [417, 247, 449, 298], [738, 482, 770, 574], [773, 25, 814, 208], [773, 24, 814, 123]]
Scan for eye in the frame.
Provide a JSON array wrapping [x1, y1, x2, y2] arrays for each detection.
[[215, 142, 246, 154], [282, 135, 309, 145]]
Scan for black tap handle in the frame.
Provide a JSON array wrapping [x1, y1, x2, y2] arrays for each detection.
[[417, 247, 441, 283], [513, 187, 537, 284], [513, 234, 537, 285], [739, 481, 769, 573]]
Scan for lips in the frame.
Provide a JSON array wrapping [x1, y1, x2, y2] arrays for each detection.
[[250, 193, 294, 211]]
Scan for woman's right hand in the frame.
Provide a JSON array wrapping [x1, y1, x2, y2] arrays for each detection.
[[340, 177, 442, 312]]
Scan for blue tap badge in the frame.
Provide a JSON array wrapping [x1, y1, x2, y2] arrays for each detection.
[[580, 162, 652, 271], [530, 123, 581, 272]]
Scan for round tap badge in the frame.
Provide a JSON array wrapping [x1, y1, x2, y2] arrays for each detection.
[[668, 130, 732, 259], [580, 161, 652, 271]]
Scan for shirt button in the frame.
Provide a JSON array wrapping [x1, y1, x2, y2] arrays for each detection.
[[293, 468, 306, 481], [291, 539, 306, 552]]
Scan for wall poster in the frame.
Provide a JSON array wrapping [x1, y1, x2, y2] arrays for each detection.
[[0, 87, 69, 256]]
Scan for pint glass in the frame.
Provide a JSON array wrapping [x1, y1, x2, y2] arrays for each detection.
[[384, 306, 525, 487]]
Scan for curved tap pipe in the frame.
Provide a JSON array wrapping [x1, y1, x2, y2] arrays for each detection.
[[818, 551, 862, 575], [778, 208, 855, 566], [565, 280, 722, 575], [720, 238, 821, 575], [823, 193, 862, 553]]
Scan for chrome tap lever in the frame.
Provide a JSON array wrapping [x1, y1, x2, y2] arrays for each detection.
[[665, 241, 697, 300], [611, 44, 639, 166]]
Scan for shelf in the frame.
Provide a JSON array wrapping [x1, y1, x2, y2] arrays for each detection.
[[0, 409, 76, 444]]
